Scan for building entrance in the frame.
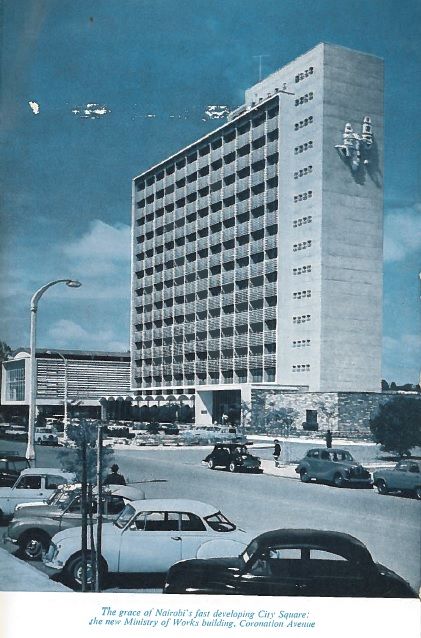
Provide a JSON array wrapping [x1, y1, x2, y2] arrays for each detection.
[[212, 390, 241, 425]]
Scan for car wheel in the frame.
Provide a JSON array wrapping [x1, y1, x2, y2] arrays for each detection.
[[300, 469, 310, 483], [333, 473, 345, 488], [208, 459, 215, 470], [19, 531, 50, 561], [64, 553, 107, 591], [229, 461, 236, 473], [376, 479, 388, 495], [414, 487, 421, 500]]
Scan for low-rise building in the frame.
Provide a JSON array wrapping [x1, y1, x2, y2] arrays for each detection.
[[1, 349, 131, 422]]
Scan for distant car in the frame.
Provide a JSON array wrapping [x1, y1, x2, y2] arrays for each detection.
[[2, 425, 27, 441], [163, 528, 416, 598], [0, 468, 76, 520], [373, 460, 421, 500], [203, 442, 262, 473], [295, 448, 372, 488], [44, 498, 252, 589], [5, 483, 146, 560], [0, 454, 30, 487], [35, 428, 59, 446]]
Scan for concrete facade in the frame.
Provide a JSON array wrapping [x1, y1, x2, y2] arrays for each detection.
[[131, 43, 384, 426]]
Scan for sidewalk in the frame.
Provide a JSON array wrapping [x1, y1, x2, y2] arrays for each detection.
[[0, 547, 71, 592]]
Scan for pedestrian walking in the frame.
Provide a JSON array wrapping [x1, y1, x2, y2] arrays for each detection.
[[273, 439, 282, 467], [325, 429, 333, 448], [103, 463, 126, 486]]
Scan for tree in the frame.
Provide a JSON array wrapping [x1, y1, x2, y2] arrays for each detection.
[[369, 397, 421, 457], [381, 379, 389, 391], [314, 398, 337, 431], [266, 405, 299, 436], [58, 419, 114, 482], [240, 401, 252, 434]]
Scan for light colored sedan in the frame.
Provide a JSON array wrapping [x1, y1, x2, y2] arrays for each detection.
[[0, 468, 76, 520], [5, 483, 146, 560], [44, 498, 252, 589]]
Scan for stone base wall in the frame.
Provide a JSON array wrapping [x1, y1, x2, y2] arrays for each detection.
[[250, 389, 417, 436]]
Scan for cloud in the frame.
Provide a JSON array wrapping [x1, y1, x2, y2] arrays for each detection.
[[48, 319, 128, 351], [384, 203, 421, 262], [60, 219, 130, 278]]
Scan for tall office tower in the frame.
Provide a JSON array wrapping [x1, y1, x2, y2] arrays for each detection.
[[131, 43, 384, 425]]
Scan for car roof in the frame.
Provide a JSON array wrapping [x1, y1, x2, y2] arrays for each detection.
[[19, 468, 75, 477], [307, 448, 349, 454], [108, 485, 145, 500], [126, 498, 219, 516], [49, 483, 145, 499], [251, 529, 373, 562], [0, 455, 28, 461]]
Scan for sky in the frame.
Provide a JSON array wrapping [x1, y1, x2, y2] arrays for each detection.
[[0, 0, 420, 384]]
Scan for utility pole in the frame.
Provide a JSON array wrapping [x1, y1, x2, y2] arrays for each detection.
[[95, 423, 103, 592], [80, 421, 88, 592], [88, 481, 96, 591]]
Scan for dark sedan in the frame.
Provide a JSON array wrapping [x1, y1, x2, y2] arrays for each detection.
[[163, 529, 416, 598], [203, 442, 262, 473], [0, 454, 30, 487]]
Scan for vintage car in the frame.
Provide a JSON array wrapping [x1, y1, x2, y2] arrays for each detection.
[[0, 453, 30, 487], [44, 498, 252, 589], [203, 442, 262, 473], [373, 460, 421, 499], [34, 427, 59, 446], [163, 528, 416, 598], [5, 483, 146, 560], [295, 448, 372, 488], [0, 468, 75, 520]]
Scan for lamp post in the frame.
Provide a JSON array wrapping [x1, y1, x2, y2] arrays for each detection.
[[46, 350, 69, 443], [26, 279, 82, 465]]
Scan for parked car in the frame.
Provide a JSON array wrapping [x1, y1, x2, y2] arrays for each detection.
[[203, 442, 262, 473], [35, 428, 59, 446], [295, 448, 372, 488], [2, 425, 27, 441], [373, 460, 421, 500], [0, 453, 30, 487], [6, 483, 146, 560], [44, 498, 252, 589], [163, 528, 416, 598], [0, 468, 75, 520]]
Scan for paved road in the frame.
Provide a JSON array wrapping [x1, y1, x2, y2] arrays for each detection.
[[1, 441, 420, 592]]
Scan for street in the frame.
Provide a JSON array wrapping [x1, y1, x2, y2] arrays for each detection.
[[1, 441, 420, 593]]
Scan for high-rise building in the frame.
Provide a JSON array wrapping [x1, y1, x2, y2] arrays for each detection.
[[131, 43, 384, 427]]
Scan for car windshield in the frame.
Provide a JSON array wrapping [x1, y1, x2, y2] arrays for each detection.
[[241, 539, 259, 564], [47, 489, 77, 509], [114, 503, 136, 529], [204, 511, 236, 532]]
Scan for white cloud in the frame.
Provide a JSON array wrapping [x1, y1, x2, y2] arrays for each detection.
[[384, 203, 421, 262], [61, 219, 130, 277], [48, 319, 128, 351]]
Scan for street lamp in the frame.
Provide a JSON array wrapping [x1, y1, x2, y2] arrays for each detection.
[[46, 350, 69, 443], [26, 279, 82, 465]]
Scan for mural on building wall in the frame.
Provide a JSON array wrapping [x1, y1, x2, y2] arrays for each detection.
[[335, 116, 373, 173]]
